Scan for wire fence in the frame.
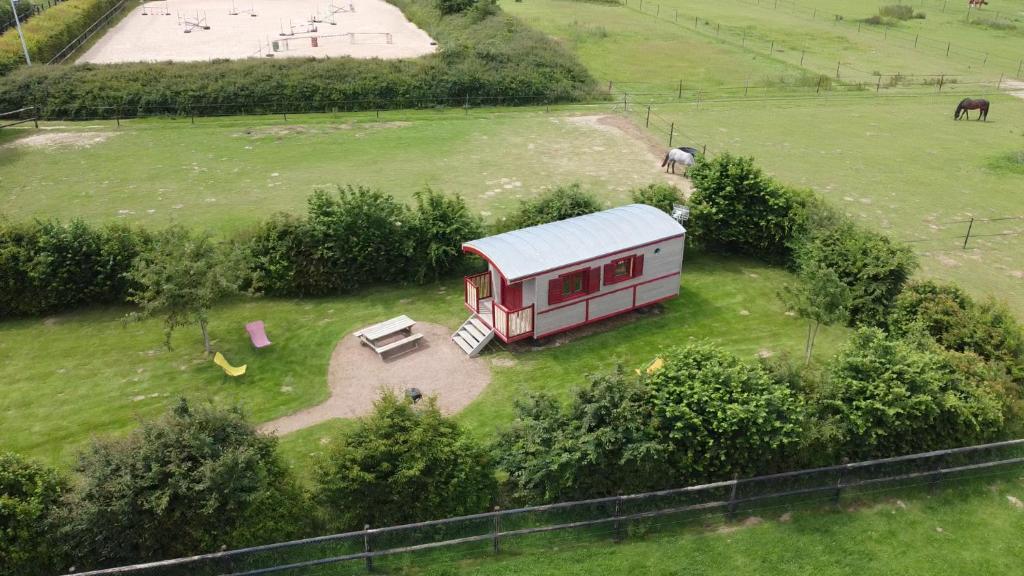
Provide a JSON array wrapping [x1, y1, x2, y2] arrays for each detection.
[[901, 215, 1024, 249], [69, 438, 1024, 576], [620, 0, 1024, 82], [46, 0, 133, 64]]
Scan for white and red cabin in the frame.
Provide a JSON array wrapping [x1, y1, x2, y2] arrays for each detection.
[[452, 204, 686, 356]]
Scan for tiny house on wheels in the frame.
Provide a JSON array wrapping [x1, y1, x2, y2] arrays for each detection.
[[452, 204, 686, 356]]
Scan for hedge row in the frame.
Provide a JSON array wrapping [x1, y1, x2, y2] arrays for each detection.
[[0, 0, 600, 117], [0, 0, 122, 75]]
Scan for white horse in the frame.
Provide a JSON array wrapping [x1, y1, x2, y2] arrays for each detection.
[[661, 148, 695, 175]]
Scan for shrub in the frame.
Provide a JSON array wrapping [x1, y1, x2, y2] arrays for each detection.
[[62, 399, 307, 569], [495, 371, 673, 503], [688, 153, 810, 263], [0, 218, 150, 318], [815, 328, 1005, 461], [0, 0, 600, 117], [971, 17, 1017, 31], [314, 392, 495, 530], [409, 187, 483, 282], [436, 0, 476, 15], [645, 342, 805, 482], [878, 5, 914, 20], [0, 453, 68, 576], [501, 183, 602, 231], [0, 0, 124, 74], [888, 281, 1024, 384], [630, 183, 682, 214], [795, 222, 916, 326]]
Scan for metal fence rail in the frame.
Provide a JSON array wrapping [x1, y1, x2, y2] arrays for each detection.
[[69, 438, 1024, 576]]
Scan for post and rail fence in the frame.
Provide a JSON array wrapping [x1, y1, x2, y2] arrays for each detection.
[[69, 438, 1024, 576]]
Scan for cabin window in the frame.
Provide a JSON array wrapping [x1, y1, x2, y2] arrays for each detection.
[[604, 254, 645, 285], [548, 267, 599, 305]]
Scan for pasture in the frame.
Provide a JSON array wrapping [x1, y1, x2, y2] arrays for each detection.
[[79, 0, 436, 63], [0, 109, 671, 233]]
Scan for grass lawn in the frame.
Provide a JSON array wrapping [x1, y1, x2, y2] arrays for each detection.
[[0, 108, 667, 233], [0, 252, 846, 470], [376, 475, 1024, 576]]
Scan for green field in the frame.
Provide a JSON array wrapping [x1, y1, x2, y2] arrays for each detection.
[[0, 109, 668, 233], [0, 252, 845, 469], [382, 476, 1024, 576]]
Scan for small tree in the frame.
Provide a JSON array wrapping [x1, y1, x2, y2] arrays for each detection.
[[630, 183, 682, 214], [0, 453, 67, 576], [780, 259, 851, 364], [495, 371, 673, 503], [646, 342, 805, 482], [410, 187, 483, 282], [127, 226, 240, 354], [63, 399, 306, 569], [314, 391, 495, 530], [502, 184, 601, 231]]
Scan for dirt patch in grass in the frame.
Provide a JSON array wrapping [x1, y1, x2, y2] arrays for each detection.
[[3, 132, 118, 150], [237, 122, 412, 138], [258, 322, 490, 435]]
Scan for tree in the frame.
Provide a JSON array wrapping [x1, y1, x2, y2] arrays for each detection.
[[630, 183, 682, 214], [127, 225, 241, 354], [0, 453, 67, 576], [817, 328, 1005, 460], [63, 399, 307, 569], [410, 187, 483, 282], [780, 259, 851, 364], [495, 371, 673, 503], [314, 391, 495, 530], [501, 184, 602, 231], [645, 342, 805, 482], [794, 222, 916, 326]]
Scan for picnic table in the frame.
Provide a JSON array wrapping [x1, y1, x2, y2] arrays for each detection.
[[354, 315, 423, 358]]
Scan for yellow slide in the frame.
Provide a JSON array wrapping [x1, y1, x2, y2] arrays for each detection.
[[214, 352, 247, 378], [635, 357, 664, 376]]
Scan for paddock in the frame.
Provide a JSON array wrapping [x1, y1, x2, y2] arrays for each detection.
[[77, 0, 437, 63]]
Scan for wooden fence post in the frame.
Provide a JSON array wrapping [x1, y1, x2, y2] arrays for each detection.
[[645, 105, 651, 127], [668, 122, 674, 147], [998, 73, 1004, 90], [963, 217, 975, 249], [492, 506, 502, 554], [612, 496, 624, 542], [946, 41, 950, 57], [677, 79, 683, 99], [835, 60, 841, 79], [876, 76, 881, 92], [833, 468, 845, 507], [938, 74, 945, 92], [726, 477, 739, 521], [364, 525, 373, 572]]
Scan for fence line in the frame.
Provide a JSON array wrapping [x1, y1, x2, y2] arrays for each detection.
[[46, 0, 131, 64], [69, 438, 1024, 576], [620, 0, 1024, 82], [0, 0, 68, 36]]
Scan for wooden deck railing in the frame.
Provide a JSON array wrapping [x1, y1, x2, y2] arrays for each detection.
[[464, 272, 492, 313], [494, 303, 534, 341]]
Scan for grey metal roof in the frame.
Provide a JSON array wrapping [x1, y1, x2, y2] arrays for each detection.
[[463, 204, 685, 281]]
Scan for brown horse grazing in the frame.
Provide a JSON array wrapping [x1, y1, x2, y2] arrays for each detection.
[[955, 98, 990, 121]]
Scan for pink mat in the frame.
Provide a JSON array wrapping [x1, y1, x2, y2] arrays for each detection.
[[246, 321, 272, 349]]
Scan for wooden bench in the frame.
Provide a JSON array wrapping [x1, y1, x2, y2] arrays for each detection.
[[355, 315, 422, 358]]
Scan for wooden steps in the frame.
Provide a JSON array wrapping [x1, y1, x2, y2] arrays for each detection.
[[452, 316, 494, 357]]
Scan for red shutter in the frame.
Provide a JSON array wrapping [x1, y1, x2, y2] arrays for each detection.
[[588, 267, 601, 293], [633, 254, 645, 278], [548, 278, 562, 305], [604, 263, 616, 284]]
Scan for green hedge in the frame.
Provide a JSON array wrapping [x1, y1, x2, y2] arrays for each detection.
[[0, 0, 123, 75], [0, 0, 599, 117]]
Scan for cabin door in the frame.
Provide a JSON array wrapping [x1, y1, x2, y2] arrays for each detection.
[[501, 277, 523, 310]]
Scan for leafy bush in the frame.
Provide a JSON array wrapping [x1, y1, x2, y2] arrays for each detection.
[[630, 183, 682, 214], [409, 187, 483, 282], [501, 183, 602, 231], [496, 371, 673, 503], [888, 281, 1024, 384], [646, 342, 805, 482], [0, 453, 67, 576], [795, 222, 916, 326], [971, 17, 1017, 31], [0, 218, 151, 318], [878, 5, 915, 20], [688, 153, 810, 263], [314, 392, 495, 530], [0, 0, 123, 74], [248, 186, 443, 296], [436, 0, 476, 15], [815, 328, 1005, 461], [62, 399, 308, 569], [0, 0, 599, 117]]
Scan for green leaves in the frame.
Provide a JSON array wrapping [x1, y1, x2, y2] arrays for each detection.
[[500, 183, 602, 231], [313, 392, 496, 530], [0, 453, 67, 576]]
